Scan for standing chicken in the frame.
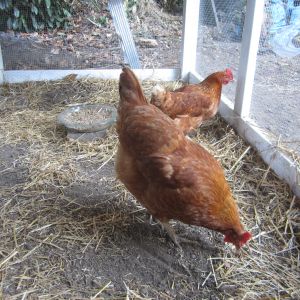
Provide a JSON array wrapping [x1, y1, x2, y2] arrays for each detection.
[[116, 67, 251, 249], [150, 69, 233, 134]]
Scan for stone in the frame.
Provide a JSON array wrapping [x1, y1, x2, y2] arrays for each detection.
[[139, 38, 158, 48]]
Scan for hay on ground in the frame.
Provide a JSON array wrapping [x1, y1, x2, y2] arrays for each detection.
[[0, 78, 299, 299]]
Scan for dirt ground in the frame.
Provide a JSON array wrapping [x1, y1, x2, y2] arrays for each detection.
[[0, 79, 221, 299], [0, 154, 219, 299]]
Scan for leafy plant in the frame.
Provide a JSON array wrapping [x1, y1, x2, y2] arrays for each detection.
[[0, 0, 73, 32], [97, 15, 108, 26]]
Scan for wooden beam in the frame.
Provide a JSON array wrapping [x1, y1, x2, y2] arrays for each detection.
[[234, 0, 265, 118], [2, 69, 181, 83], [181, 0, 201, 81]]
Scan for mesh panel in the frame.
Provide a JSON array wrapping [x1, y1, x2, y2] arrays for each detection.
[[0, 1, 182, 70], [126, 2, 182, 69], [251, 1, 300, 154], [196, 0, 246, 101], [0, 31, 121, 70]]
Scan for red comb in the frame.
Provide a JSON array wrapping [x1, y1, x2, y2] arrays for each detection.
[[224, 231, 252, 247], [225, 68, 233, 79], [241, 231, 252, 244]]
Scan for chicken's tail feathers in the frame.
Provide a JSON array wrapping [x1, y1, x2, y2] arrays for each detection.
[[119, 67, 147, 106]]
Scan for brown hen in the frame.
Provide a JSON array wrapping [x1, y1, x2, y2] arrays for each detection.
[[116, 67, 251, 249], [150, 69, 233, 134]]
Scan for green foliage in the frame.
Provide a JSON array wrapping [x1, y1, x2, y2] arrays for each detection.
[[97, 15, 108, 26], [0, 0, 73, 32]]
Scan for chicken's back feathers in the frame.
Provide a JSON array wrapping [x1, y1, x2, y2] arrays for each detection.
[[149, 71, 229, 134], [150, 69, 233, 125]]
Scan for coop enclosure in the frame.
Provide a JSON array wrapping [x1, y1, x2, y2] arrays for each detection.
[[0, 0, 299, 197]]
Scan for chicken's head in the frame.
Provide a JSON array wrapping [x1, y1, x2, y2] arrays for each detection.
[[222, 68, 234, 84], [224, 230, 252, 249]]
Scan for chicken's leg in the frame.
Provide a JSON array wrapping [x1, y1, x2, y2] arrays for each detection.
[[160, 221, 201, 249], [160, 221, 181, 248]]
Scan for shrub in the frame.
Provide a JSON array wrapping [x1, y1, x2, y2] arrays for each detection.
[[0, 0, 73, 32]]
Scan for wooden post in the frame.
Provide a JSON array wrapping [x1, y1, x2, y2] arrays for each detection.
[[234, 0, 265, 118], [181, 0, 201, 81]]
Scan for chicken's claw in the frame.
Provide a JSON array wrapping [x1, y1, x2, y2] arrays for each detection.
[[160, 221, 181, 248], [160, 221, 200, 250]]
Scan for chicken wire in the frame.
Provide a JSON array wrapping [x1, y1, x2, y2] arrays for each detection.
[[0, 0, 182, 70], [196, 0, 300, 155], [196, 0, 245, 101], [250, 0, 300, 154]]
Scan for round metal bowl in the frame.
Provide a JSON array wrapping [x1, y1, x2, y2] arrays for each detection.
[[57, 104, 117, 133]]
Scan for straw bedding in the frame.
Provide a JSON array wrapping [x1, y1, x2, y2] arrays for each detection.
[[0, 77, 299, 299]]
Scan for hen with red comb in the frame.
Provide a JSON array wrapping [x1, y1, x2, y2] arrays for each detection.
[[151, 68, 234, 134]]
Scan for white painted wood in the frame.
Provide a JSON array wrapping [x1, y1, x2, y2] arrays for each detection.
[[181, 0, 201, 81], [234, 0, 265, 118], [189, 71, 300, 198], [221, 103, 300, 198], [188, 70, 202, 84], [3, 69, 180, 83], [0, 45, 4, 85]]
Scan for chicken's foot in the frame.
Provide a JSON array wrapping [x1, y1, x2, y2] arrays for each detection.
[[160, 222, 201, 249], [160, 221, 181, 248], [149, 215, 159, 226]]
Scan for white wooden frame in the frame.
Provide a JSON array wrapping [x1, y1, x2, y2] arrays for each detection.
[[234, 0, 265, 118], [3, 69, 180, 83], [181, 0, 200, 80], [0, 0, 299, 197]]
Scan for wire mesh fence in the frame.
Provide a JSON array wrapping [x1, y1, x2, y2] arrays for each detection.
[[0, 0, 182, 70], [196, 0, 246, 101], [251, 0, 300, 154], [196, 0, 299, 155], [126, 0, 182, 69]]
